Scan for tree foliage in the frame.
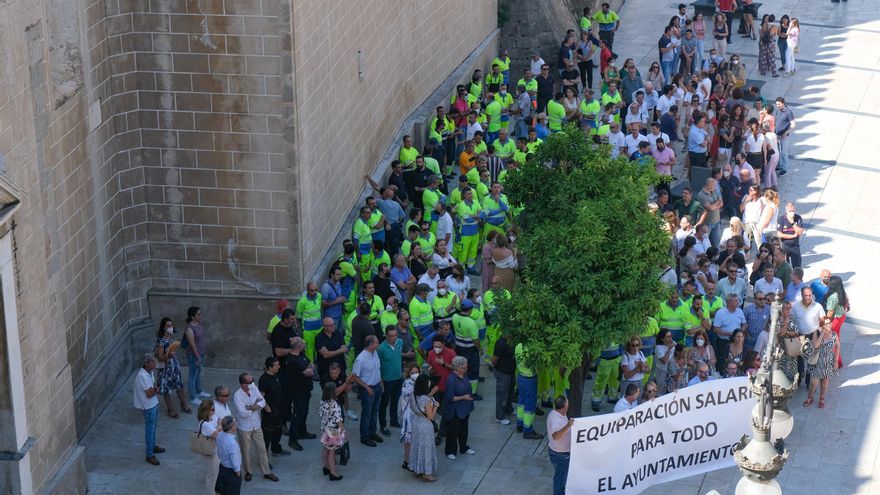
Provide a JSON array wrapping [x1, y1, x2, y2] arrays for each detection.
[[497, 125, 671, 372]]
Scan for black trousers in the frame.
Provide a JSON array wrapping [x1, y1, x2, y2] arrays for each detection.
[[216, 465, 242, 495], [261, 409, 283, 453], [290, 391, 311, 438], [444, 414, 470, 455], [278, 373, 291, 428], [578, 61, 594, 90], [494, 370, 515, 420], [379, 378, 403, 428]]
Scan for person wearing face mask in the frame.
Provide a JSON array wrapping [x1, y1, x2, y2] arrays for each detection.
[[431, 283, 458, 328], [153, 317, 191, 418]]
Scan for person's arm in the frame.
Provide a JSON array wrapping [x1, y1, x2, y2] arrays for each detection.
[[708, 346, 716, 368], [552, 416, 576, 441], [185, 328, 199, 363], [350, 370, 374, 395], [621, 358, 639, 379], [233, 391, 252, 417]]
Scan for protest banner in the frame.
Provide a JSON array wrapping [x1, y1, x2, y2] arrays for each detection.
[[566, 377, 753, 494]]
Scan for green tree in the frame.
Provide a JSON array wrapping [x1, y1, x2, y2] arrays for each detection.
[[497, 125, 670, 416]]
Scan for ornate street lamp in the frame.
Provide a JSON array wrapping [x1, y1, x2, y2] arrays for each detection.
[[733, 292, 797, 494]]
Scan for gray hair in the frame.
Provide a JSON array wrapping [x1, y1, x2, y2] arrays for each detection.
[[142, 353, 157, 367], [451, 356, 468, 370], [214, 385, 228, 397], [291, 336, 305, 351], [220, 415, 236, 432], [725, 293, 739, 302]]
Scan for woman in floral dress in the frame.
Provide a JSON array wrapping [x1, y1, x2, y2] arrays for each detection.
[[398, 363, 420, 471], [408, 374, 439, 482], [154, 317, 190, 417], [319, 382, 345, 480], [804, 317, 839, 409], [758, 15, 779, 77]]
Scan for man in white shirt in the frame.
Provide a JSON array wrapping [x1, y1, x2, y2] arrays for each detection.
[[434, 201, 454, 246], [134, 353, 164, 465], [687, 362, 714, 386], [674, 215, 695, 252], [352, 335, 384, 446], [614, 383, 640, 412], [417, 265, 441, 301], [693, 224, 711, 255], [607, 122, 626, 159], [647, 122, 670, 153], [233, 373, 278, 482], [530, 52, 545, 78], [792, 286, 823, 385], [211, 385, 233, 425], [547, 396, 574, 495], [624, 123, 645, 157], [754, 265, 784, 298], [712, 294, 747, 373]]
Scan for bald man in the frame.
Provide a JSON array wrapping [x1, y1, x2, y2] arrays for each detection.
[[809, 269, 832, 305]]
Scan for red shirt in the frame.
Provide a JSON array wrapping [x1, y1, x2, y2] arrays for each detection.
[[427, 347, 457, 391], [600, 46, 613, 74], [717, 0, 735, 12]]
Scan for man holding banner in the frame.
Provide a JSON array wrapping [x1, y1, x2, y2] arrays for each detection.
[[547, 396, 574, 495]]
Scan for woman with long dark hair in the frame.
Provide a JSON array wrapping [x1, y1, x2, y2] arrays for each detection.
[[408, 373, 439, 482], [184, 306, 210, 405], [825, 275, 849, 369], [154, 317, 190, 417], [758, 15, 779, 77]]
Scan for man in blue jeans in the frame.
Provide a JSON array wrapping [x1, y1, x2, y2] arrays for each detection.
[[351, 335, 384, 447], [133, 353, 165, 465], [773, 97, 796, 176], [547, 396, 574, 495]]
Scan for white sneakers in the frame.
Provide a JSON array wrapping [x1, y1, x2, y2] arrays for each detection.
[[346, 410, 359, 421], [447, 454, 456, 460], [190, 398, 202, 406], [465, 449, 476, 455], [496, 418, 511, 425], [197, 391, 212, 399]]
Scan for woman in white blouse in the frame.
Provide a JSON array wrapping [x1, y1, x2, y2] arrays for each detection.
[[743, 119, 765, 185], [196, 399, 220, 495], [761, 122, 779, 191], [431, 239, 458, 279]]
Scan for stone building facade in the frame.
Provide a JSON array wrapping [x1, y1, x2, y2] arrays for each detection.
[[0, 0, 496, 492]]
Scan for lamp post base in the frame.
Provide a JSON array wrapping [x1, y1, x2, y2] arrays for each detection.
[[736, 477, 782, 495]]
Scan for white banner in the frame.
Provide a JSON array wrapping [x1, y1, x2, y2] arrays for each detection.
[[566, 378, 753, 494]]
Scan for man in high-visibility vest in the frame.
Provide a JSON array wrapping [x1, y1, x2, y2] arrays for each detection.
[[656, 291, 689, 344], [453, 188, 482, 272], [515, 343, 543, 439], [422, 175, 446, 236], [409, 284, 435, 341], [352, 206, 373, 255], [546, 92, 566, 133], [296, 283, 323, 361], [482, 276, 510, 364], [453, 300, 482, 398], [351, 280, 384, 338], [591, 341, 622, 412], [485, 64, 504, 95], [492, 48, 511, 86], [482, 182, 510, 239], [580, 88, 601, 130], [592, 2, 621, 49], [484, 89, 502, 144], [494, 84, 515, 132]]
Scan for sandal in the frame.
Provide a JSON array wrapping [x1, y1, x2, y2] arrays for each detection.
[[168, 411, 180, 419], [819, 398, 825, 409], [803, 396, 813, 407], [420, 475, 437, 482], [181, 405, 192, 414]]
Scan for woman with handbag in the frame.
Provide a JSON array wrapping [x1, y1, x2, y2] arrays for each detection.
[[154, 317, 191, 418], [398, 363, 420, 471], [804, 317, 839, 409], [193, 399, 219, 495], [408, 374, 440, 482], [319, 382, 345, 481], [825, 276, 849, 369]]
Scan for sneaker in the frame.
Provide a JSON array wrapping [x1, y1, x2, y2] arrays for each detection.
[[777, 170, 787, 176], [370, 434, 384, 443], [496, 418, 511, 425], [516, 424, 523, 433], [447, 454, 456, 460], [523, 431, 544, 440], [346, 410, 359, 421], [381, 427, 391, 437], [197, 391, 212, 399], [465, 449, 476, 455], [190, 398, 202, 406]]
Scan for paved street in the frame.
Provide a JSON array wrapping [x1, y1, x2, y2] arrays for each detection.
[[82, 0, 880, 493]]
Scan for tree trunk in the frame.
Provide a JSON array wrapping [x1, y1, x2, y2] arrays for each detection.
[[567, 351, 592, 417]]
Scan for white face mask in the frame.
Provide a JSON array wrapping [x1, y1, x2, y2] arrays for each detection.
[[386, 304, 394, 312], [433, 347, 443, 354], [410, 372, 419, 380], [696, 338, 705, 347], [732, 60, 739, 65], [167, 327, 174, 334], [723, 171, 731, 178], [500, 91, 507, 97], [475, 296, 483, 305], [438, 288, 448, 296], [509, 235, 517, 242]]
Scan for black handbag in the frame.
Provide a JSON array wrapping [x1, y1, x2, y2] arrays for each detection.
[[337, 441, 350, 465]]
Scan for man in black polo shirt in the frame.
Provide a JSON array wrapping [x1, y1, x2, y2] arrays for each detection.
[[257, 357, 290, 457], [492, 331, 517, 425], [351, 302, 376, 356], [287, 337, 315, 451], [315, 317, 348, 377], [270, 309, 298, 434]]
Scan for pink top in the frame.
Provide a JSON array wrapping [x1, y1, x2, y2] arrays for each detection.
[[788, 27, 799, 46], [694, 19, 706, 40]]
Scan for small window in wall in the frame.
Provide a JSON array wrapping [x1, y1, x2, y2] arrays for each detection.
[[46, 0, 84, 108]]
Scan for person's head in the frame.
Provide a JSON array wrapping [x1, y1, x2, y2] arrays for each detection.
[[696, 362, 710, 379], [329, 265, 342, 282], [554, 395, 569, 414], [691, 294, 703, 312], [725, 360, 740, 377], [220, 415, 236, 434], [141, 352, 157, 371], [214, 385, 230, 404], [197, 398, 215, 422], [365, 335, 379, 352], [625, 335, 642, 354], [791, 267, 804, 285], [625, 383, 640, 401], [725, 293, 739, 310], [763, 265, 776, 282], [414, 373, 432, 397], [732, 329, 745, 346], [820, 269, 832, 286], [726, 262, 738, 281], [754, 291, 767, 309], [290, 336, 305, 354], [238, 373, 254, 391], [186, 306, 201, 323], [819, 315, 833, 332], [437, 320, 451, 337], [451, 356, 469, 376], [321, 316, 336, 335], [775, 96, 786, 111], [658, 328, 674, 346], [157, 317, 174, 339], [384, 325, 399, 346], [705, 281, 716, 298], [667, 290, 679, 306], [265, 356, 280, 374], [827, 275, 847, 304], [328, 361, 343, 382], [321, 381, 337, 401], [801, 285, 813, 306], [643, 381, 658, 401]]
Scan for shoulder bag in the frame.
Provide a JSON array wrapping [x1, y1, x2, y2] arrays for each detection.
[[190, 421, 216, 456]]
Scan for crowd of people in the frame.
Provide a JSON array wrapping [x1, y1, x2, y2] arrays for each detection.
[[128, 2, 851, 495]]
